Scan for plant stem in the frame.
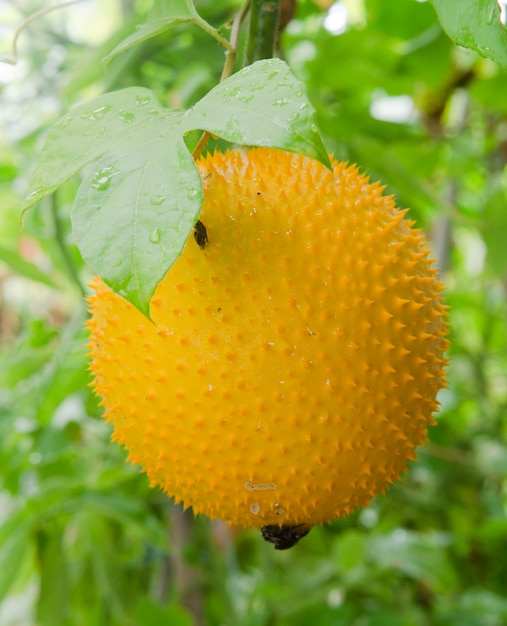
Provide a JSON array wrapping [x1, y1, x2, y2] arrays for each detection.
[[50, 193, 86, 297], [194, 16, 235, 54], [247, 0, 280, 63], [192, 0, 251, 161]]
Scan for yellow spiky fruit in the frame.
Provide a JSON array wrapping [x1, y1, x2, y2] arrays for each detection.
[[88, 147, 448, 538]]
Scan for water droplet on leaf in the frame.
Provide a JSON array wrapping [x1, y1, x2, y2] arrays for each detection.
[[486, 4, 498, 24], [59, 115, 73, 127], [118, 110, 135, 123], [135, 95, 151, 106], [149, 227, 161, 243], [150, 194, 167, 206], [91, 166, 117, 190], [80, 105, 113, 121]]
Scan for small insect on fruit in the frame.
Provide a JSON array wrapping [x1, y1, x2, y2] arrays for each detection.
[[194, 220, 209, 249], [261, 524, 311, 550]]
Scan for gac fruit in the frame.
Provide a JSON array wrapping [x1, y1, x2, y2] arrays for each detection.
[[88, 148, 448, 547]]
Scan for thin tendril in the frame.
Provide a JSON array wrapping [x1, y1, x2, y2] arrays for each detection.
[[0, 0, 87, 66]]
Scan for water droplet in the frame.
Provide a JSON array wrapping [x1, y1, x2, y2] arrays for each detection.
[[311, 123, 318, 133], [476, 43, 492, 54], [91, 166, 117, 190], [149, 227, 161, 243], [274, 97, 291, 106], [486, 4, 498, 24], [187, 188, 201, 200], [26, 190, 39, 201], [118, 110, 135, 123], [80, 104, 112, 121], [250, 503, 260, 515], [59, 115, 73, 128], [150, 194, 167, 206], [135, 95, 151, 106], [299, 102, 310, 111]]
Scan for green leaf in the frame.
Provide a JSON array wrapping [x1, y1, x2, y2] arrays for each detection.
[[0, 513, 33, 604], [184, 58, 332, 168], [431, 0, 507, 68], [482, 186, 507, 277], [71, 124, 201, 317], [103, 0, 230, 65], [134, 598, 194, 626], [0, 246, 57, 288], [459, 589, 507, 619], [333, 529, 365, 571], [36, 531, 70, 626], [77, 514, 127, 620], [368, 531, 458, 593], [21, 88, 202, 318], [22, 61, 330, 315], [21, 87, 176, 213]]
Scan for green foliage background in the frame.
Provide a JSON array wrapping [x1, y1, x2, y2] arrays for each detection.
[[1, 1, 506, 625]]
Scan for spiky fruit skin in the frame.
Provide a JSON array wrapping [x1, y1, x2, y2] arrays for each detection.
[[88, 148, 448, 529]]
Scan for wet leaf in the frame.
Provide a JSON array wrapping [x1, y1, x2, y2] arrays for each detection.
[[22, 61, 329, 315], [184, 59, 332, 168], [432, 0, 507, 68], [71, 134, 201, 317]]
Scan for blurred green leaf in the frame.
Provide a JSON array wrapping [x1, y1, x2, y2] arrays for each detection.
[[367, 531, 458, 593], [104, 0, 227, 65], [134, 598, 194, 626], [0, 246, 57, 288], [333, 529, 365, 571], [482, 186, 507, 276], [36, 530, 70, 626], [0, 513, 33, 604]]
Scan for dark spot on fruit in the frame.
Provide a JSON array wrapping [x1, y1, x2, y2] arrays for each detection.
[[194, 220, 209, 249], [261, 524, 311, 550]]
